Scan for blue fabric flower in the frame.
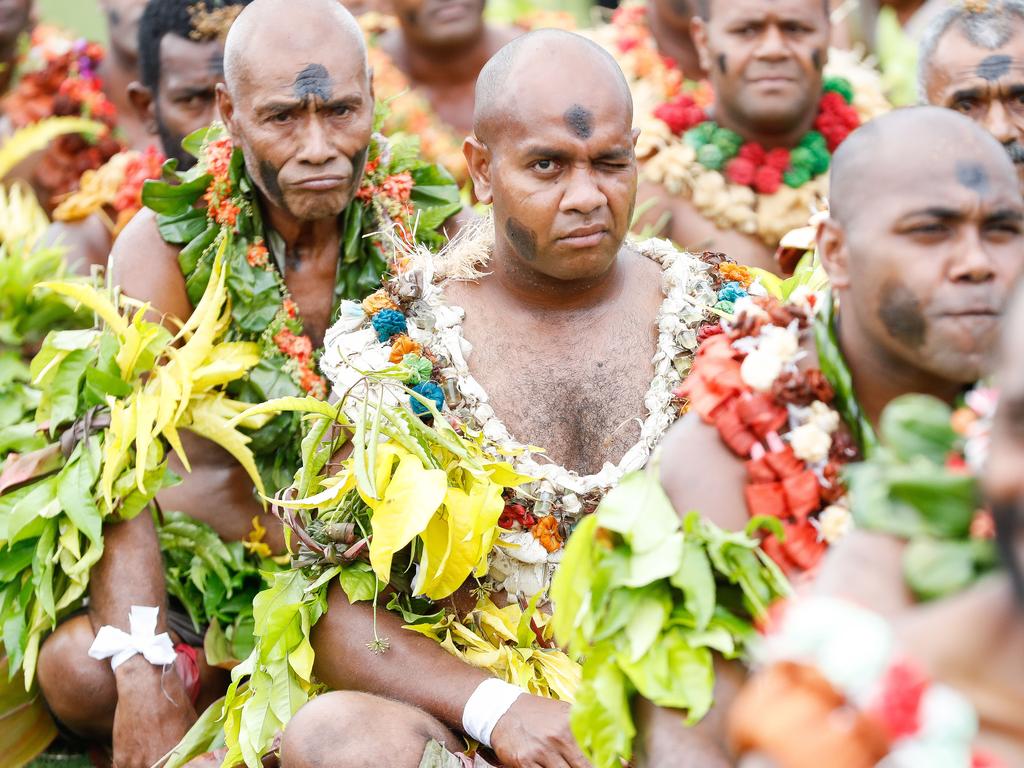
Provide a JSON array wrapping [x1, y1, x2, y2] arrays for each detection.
[[410, 381, 445, 416], [717, 281, 747, 304], [371, 309, 407, 342]]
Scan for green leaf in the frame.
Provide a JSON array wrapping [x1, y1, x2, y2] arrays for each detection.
[[177, 223, 219, 277], [56, 437, 102, 545], [42, 348, 91, 430], [142, 173, 211, 216], [226, 258, 283, 333], [879, 395, 957, 465], [670, 539, 715, 631], [624, 585, 671, 662], [903, 538, 977, 601], [569, 645, 635, 768], [160, 694, 226, 768], [337, 562, 381, 603], [156, 208, 209, 245]]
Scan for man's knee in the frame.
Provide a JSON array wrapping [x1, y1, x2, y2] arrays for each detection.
[[36, 614, 116, 738], [281, 691, 458, 768]]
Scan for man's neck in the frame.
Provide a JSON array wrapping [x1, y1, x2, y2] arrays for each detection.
[[262, 199, 343, 264], [389, 27, 495, 86], [486, 239, 628, 315], [712, 102, 820, 151], [836, 309, 964, 430], [645, 2, 702, 83]]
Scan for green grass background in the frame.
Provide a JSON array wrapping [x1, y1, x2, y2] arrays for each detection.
[[37, 0, 108, 43]]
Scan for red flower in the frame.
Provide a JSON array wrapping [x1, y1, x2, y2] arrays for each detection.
[[113, 146, 165, 213], [738, 143, 767, 165], [696, 322, 724, 343], [299, 367, 327, 399], [274, 328, 313, 364], [653, 95, 705, 135], [753, 165, 783, 195], [725, 156, 756, 186], [283, 298, 298, 319], [381, 171, 414, 203], [869, 660, 929, 741], [499, 503, 537, 530], [763, 148, 792, 172], [204, 136, 234, 179]]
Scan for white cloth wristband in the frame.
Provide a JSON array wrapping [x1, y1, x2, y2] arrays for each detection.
[[87, 605, 177, 671], [462, 678, 524, 748]]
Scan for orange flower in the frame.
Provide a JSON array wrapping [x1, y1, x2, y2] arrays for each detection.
[[204, 136, 234, 179], [389, 333, 421, 364], [274, 328, 313, 364], [719, 263, 753, 288], [362, 289, 398, 316], [283, 298, 298, 319], [381, 171, 414, 203], [299, 367, 327, 399], [532, 515, 564, 553], [950, 407, 978, 437], [246, 240, 269, 268]]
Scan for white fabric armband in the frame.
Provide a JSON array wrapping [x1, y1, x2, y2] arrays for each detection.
[[87, 605, 177, 671], [461, 678, 524, 748]]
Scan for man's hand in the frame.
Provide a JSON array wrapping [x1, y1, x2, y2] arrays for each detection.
[[112, 659, 196, 768], [490, 694, 591, 768]]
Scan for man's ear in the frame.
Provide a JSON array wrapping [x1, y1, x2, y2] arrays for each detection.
[[216, 83, 239, 140], [127, 81, 158, 134], [463, 135, 493, 205], [691, 15, 712, 75], [817, 216, 851, 290]]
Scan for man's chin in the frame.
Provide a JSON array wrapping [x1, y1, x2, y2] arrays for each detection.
[[282, 191, 355, 222]]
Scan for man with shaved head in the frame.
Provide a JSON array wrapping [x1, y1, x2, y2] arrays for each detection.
[[206, 28, 740, 768], [29, 1, 459, 765], [919, 0, 1024, 186], [622, 106, 1024, 762]]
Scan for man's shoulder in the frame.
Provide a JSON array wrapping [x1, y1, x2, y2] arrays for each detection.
[[110, 207, 192, 319], [41, 214, 113, 275], [658, 410, 750, 531]]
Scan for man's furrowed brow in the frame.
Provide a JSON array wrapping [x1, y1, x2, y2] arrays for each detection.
[[986, 208, 1024, 225], [904, 206, 964, 221], [597, 147, 634, 161], [948, 86, 984, 103], [523, 145, 573, 160]]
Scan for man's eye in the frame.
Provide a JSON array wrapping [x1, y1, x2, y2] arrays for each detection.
[[272, 112, 292, 124], [331, 105, 351, 118], [533, 159, 557, 172], [953, 99, 977, 113]]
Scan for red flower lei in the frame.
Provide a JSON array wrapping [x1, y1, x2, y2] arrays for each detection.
[[677, 295, 858, 574]]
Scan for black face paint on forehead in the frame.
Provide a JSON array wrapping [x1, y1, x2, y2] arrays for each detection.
[[563, 104, 594, 139], [293, 63, 333, 102], [506, 217, 538, 262], [717, 53, 727, 74], [977, 54, 1012, 82], [879, 279, 926, 348], [956, 160, 990, 193]]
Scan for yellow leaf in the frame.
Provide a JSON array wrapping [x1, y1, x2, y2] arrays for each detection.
[[483, 461, 534, 488], [0, 116, 106, 179], [132, 391, 160, 493], [191, 342, 260, 390], [366, 451, 447, 583], [270, 470, 356, 510], [37, 281, 128, 337], [183, 394, 266, 500], [100, 397, 132, 507]]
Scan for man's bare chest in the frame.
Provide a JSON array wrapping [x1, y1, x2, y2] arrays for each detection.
[[463, 316, 657, 475], [282, 264, 337, 348]]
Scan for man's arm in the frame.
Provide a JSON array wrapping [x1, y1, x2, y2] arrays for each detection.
[[89, 512, 196, 768], [312, 585, 592, 768], [39, 215, 114, 276]]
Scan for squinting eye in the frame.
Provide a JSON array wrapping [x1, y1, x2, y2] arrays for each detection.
[[953, 99, 977, 113], [272, 112, 291, 124]]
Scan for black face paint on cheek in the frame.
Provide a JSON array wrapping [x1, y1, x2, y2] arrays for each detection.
[[505, 218, 538, 262], [977, 54, 1012, 82], [956, 160, 990, 193], [107, 8, 121, 26], [351, 144, 369, 184], [258, 159, 284, 204], [563, 104, 594, 139], [717, 53, 727, 74], [811, 48, 823, 71], [992, 501, 1024, 608], [293, 63, 333, 102], [879, 279, 927, 348]]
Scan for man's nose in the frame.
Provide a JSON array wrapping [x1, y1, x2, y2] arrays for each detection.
[[559, 167, 607, 216], [984, 100, 1016, 145], [754, 25, 789, 59], [296, 115, 338, 165], [950, 228, 997, 284]]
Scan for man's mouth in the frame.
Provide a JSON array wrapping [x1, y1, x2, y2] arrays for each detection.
[[429, 0, 474, 23], [558, 224, 608, 248], [292, 175, 349, 191]]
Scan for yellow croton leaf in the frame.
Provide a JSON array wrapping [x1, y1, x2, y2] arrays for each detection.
[[190, 341, 261, 391], [366, 450, 447, 583], [37, 281, 128, 338], [483, 461, 534, 489], [271, 470, 356, 510]]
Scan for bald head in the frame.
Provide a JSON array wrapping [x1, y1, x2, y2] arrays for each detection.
[[830, 107, 1017, 226], [473, 29, 632, 146], [223, 0, 367, 99]]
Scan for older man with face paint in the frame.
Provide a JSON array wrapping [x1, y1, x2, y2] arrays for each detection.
[[43, 0, 251, 276], [629, 107, 1024, 765], [638, 0, 886, 275], [229, 29, 748, 768], [29, 2, 419, 766], [920, 0, 1024, 188]]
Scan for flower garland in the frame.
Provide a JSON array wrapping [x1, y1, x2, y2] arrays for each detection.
[[678, 290, 859, 575], [52, 145, 166, 234], [320, 221, 734, 598], [142, 121, 461, 493], [2, 25, 122, 211], [730, 597, 1004, 768], [845, 388, 999, 602], [589, 2, 712, 131], [641, 56, 890, 249]]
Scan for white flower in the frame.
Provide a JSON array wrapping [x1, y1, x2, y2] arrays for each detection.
[[741, 349, 784, 391], [808, 400, 840, 434], [732, 295, 768, 322], [789, 422, 833, 464], [758, 324, 800, 362], [814, 505, 853, 544]]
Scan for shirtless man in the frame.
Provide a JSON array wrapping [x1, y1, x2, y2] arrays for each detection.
[[647, 107, 1024, 762], [644, 0, 703, 83], [32, 3, 380, 766], [640, 0, 837, 273], [919, 1, 1024, 187], [275, 30, 729, 768], [45, 0, 250, 274]]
